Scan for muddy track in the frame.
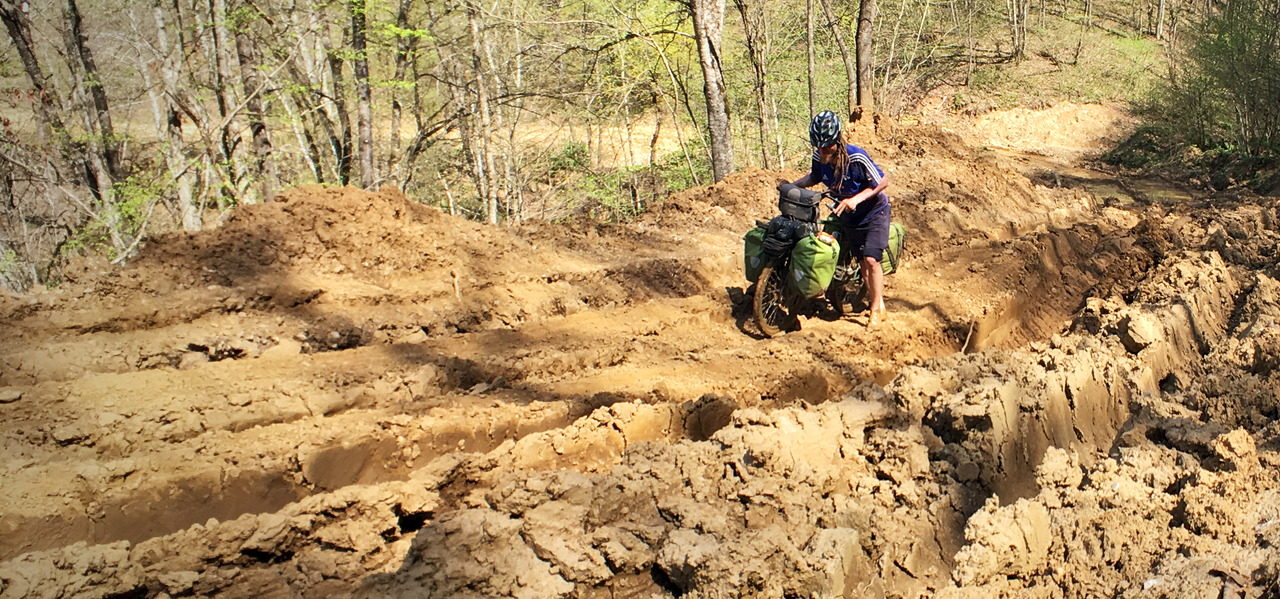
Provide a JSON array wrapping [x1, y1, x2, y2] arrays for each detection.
[[2, 110, 1279, 598]]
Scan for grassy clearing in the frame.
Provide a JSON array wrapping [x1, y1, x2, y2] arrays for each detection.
[[960, 20, 1164, 111]]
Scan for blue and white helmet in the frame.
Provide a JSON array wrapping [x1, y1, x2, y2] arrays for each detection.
[[809, 110, 841, 147]]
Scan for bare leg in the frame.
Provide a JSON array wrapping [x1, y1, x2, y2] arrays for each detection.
[[860, 256, 885, 324]]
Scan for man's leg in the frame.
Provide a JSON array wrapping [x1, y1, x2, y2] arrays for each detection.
[[861, 255, 885, 325]]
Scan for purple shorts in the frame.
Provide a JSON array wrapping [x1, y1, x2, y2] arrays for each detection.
[[840, 200, 891, 261]]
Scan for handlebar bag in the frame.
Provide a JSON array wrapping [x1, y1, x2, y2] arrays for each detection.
[[777, 184, 821, 223]]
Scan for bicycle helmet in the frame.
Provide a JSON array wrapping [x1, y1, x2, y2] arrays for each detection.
[[808, 110, 841, 147]]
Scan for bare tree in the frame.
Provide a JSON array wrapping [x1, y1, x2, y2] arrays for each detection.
[[62, 0, 125, 252], [233, 4, 279, 202], [141, 0, 200, 231], [464, 0, 499, 223], [734, 0, 775, 168], [324, 24, 355, 185], [807, 0, 817, 118], [64, 0, 121, 178], [350, 0, 374, 188], [387, 0, 421, 180], [208, 0, 243, 204], [1008, 0, 1029, 58], [818, 0, 858, 118], [856, 0, 877, 109], [1, 0, 71, 163], [688, 0, 734, 182]]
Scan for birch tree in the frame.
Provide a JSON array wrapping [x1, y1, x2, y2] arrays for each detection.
[[688, 0, 734, 182]]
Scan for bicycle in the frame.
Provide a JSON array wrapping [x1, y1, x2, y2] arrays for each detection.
[[748, 185, 846, 337]]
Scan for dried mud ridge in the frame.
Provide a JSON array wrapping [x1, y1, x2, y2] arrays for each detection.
[[1, 120, 1278, 598]]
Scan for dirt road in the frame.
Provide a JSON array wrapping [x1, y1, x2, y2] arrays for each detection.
[[1, 105, 1277, 598]]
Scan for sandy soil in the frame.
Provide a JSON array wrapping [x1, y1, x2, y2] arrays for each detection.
[[1, 104, 1278, 598]]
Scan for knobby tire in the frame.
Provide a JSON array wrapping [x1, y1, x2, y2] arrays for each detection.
[[753, 263, 792, 337]]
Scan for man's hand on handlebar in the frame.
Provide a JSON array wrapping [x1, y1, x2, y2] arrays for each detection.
[[832, 197, 860, 216]]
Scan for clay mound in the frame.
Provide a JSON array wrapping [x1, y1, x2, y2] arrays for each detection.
[[115, 185, 515, 290]]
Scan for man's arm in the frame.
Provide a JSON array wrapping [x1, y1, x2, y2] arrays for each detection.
[[833, 174, 890, 216], [790, 173, 819, 188], [777, 173, 818, 192]]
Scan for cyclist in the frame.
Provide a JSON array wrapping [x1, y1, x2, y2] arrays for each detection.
[[781, 110, 892, 326]]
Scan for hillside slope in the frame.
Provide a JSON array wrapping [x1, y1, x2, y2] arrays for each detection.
[[1, 106, 1277, 598]]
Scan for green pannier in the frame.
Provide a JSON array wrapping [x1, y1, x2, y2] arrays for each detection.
[[819, 219, 908, 276], [743, 226, 767, 283], [882, 222, 907, 276], [789, 233, 840, 298]]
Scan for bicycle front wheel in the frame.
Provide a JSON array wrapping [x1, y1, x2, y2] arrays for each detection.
[[753, 263, 794, 337]]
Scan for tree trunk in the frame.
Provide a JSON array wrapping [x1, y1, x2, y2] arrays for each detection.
[[277, 84, 325, 184], [856, 0, 877, 109], [64, 0, 122, 179], [350, 0, 374, 189], [479, 2, 516, 221], [818, 0, 858, 119], [209, 0, 242, 205], [733, 0, 774, 169], [149, 0, 200, 231], [233, 12, 278, 202], [286, 0, 336, 182], [1008, 0, 1028, 58], [465, 0, 499, 223], [690, 0, 734, 182], [0, 0, 71, 162], [61, 1, 124, 252], [806, 0, 817, 117], [388, 0, 419, 179], [1155, 0, 1166, 38], [324, 33, 355, 185]]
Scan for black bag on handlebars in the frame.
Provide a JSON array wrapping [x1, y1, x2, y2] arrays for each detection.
[[777, 183, 822, 223]]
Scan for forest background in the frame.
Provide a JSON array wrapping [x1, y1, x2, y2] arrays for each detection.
[[0, 0, 1277, 292]]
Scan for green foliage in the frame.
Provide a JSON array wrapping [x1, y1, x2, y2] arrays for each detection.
[[650, 150, 710, 193], [1100, 124, 1178, 168], [59, 217, 108, 257], [0, 245, 34, 293], [0, 247, 17, 273], [374, 79, 416, 90], [377, 23, 432, 42], [962, 21, 1162, 110], [575, 168, 643, 221], [226, 5, 260, 31], [1182, 0, 1280, 155], [57, 175, 161, 260], [113, 175, 162, 235], [549, 142, 590, 173], [1113, 0, 1280, 190]]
